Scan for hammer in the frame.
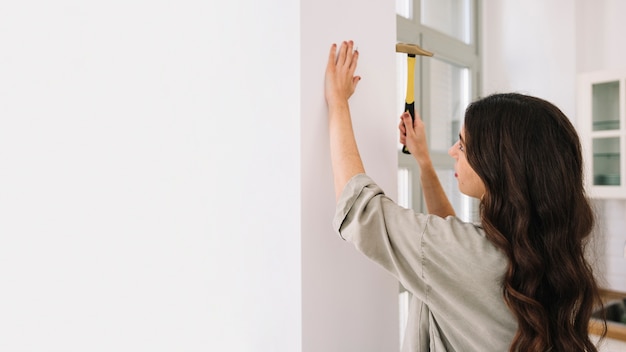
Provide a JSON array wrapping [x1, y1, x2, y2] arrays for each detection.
[[396, 43, 433, 154]]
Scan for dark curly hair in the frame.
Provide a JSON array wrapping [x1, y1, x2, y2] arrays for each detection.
[[463, 93, 605, 351]]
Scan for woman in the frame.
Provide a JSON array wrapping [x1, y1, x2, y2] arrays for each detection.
[[325, 41, 606, 351]]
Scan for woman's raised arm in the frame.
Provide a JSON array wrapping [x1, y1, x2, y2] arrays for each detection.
[[324, 41, 364, 201]]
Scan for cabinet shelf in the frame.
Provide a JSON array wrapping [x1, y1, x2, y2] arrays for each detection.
[[594, 153, 621, 158], [594, 174, 621, 186], [593, 120, 620, 131]]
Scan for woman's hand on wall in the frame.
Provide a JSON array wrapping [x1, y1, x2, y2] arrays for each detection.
[[324, 41, 361, 108]]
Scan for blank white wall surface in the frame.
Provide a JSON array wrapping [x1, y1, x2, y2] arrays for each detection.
[[300, 1, 399, 351], [481, 0, 576, 119], [576, 0, 626, 73], [0, 1, 300, 351]]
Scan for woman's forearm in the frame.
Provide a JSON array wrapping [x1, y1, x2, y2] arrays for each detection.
[[328, 102, 365, 201], [400, 112, 455, 217], [417, 157, 456, 218]]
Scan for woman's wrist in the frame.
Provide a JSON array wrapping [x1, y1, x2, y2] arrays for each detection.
[[327, 99, 350, 111], [327, 101, 351, 122], [413, 152, 432, 169]]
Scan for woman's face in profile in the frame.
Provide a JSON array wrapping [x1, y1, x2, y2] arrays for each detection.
[[448, 128, 485, 199]]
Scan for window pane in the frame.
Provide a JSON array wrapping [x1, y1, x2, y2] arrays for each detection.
[[396, 0, 411, 19], [428, 59, 470, 153], [396, 53, 408, 120], [434, 169, 474, 222], [397, 168, 411, 208], [421, 0, 472, 44]]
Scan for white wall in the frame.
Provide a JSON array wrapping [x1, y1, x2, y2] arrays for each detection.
[[206, 1, 302, 349], [576, 0, 626, 73], [481, 0, 576, 118], [300, 1, 399, 351], [0, 0, 301, 351], [482, 0, 626, 292], [0, 0, 400, 351]]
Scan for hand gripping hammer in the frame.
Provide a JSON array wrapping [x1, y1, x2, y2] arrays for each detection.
[[396, 43, 433, 154]]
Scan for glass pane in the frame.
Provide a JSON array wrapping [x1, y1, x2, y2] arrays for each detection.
[[421, 0, 472, 44], [434, 168, 474, 221], [396, 53, 408, 121], [593, 138, 620, 186], [396, 0, 411, 19], [397, 167, 411, 208], [428, 59, 470, 153], [592, 81, 620, 131]]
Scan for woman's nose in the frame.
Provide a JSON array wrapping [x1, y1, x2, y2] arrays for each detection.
[[448, 143, 456, 158]]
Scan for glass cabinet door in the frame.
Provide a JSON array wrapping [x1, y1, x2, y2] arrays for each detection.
[[578, 70, 626, 198], [592, 81, 620, 131], [592, 137, 621, 186], [590, 79, 622, 188]]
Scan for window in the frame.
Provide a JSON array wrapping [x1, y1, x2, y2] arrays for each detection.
[[421, 0, 473, 44], [396, 0, 479, 221], [396, 0, 480, 344]]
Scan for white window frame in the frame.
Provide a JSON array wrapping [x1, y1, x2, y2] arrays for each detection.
[[396, 0, 482, 345], [396, 0, 481, 218]]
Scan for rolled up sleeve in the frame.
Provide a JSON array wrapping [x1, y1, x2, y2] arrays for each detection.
[[332, 173, 431, 297]]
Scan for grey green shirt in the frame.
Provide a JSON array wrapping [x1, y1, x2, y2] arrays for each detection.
[[333, 174, 517, 351]]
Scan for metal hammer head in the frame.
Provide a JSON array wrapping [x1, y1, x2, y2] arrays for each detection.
[[396, 43, 433, 57]]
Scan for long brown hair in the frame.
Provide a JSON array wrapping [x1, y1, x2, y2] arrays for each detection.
[[463, 93, 605, 351]]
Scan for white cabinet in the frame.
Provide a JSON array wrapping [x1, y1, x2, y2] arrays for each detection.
[[578, 69, 626, 198]]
